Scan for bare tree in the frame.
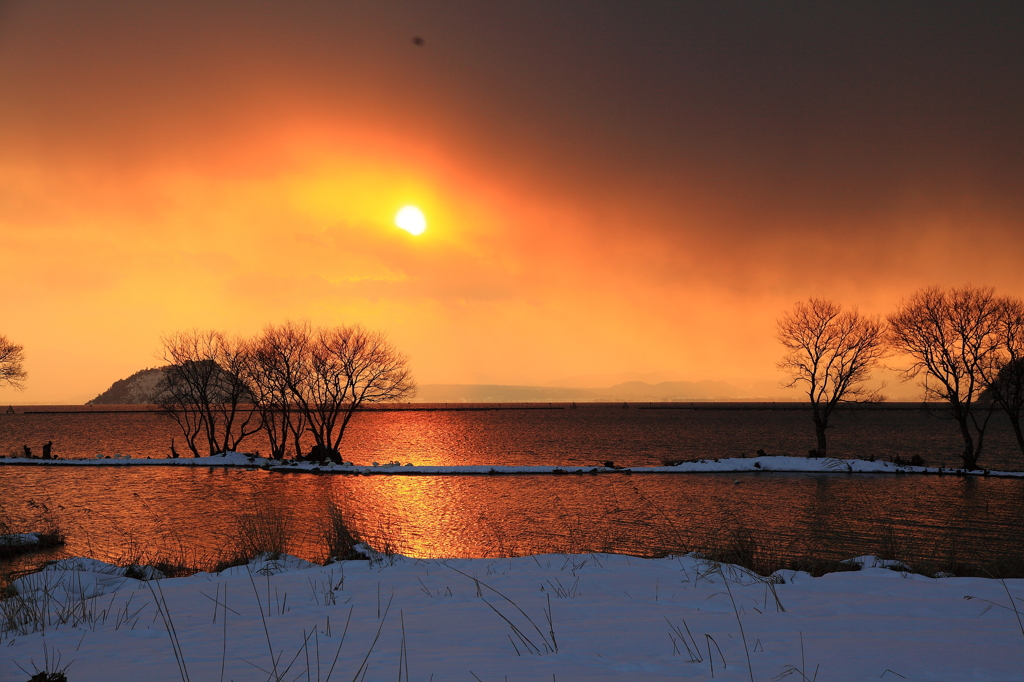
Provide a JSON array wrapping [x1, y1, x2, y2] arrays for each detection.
[[887, 285, 1002, 470], [980, 296, 1024, 458], [777, 298, 887, 457], [240, 322, 310, 460], [289, 324, 415, 461], [0, 335, 26, 390], [158, 323, 414, 461], [321, 325, 415, 452], [239, 322, 415, 462], [159, 330, 262, 457]]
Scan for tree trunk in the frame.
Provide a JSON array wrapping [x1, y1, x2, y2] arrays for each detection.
[[955, 416, 979, 470], [813, 414, 828, 457], [1008, 414, 1024, 462]]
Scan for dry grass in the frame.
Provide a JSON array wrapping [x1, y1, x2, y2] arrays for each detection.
[[684, 523, 1020, 580], [232, 510, 289, 561], [98, 507, 298, 578], [687, 529, 860, 578], [0, 499, 66, 561], [611, 486, 1024, 579], [109, 529, 206, 579], [5, 487, 1021, 590], [318, 498, 363, 562], [367, 516, 402, 565]]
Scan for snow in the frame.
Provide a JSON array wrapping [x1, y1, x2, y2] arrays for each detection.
[[2, 453, 1022, 478], [0, 451, 261, 468], [2, 551, 1022, 681], [0, 533, 44, 549]]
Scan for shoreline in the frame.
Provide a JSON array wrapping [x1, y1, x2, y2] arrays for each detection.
[[1, 452, 1022, 477], [2, 400, 968, 415]]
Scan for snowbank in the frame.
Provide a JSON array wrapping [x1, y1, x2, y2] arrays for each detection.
[[2, 551, 1021, 681], [0, 531, 64, 559], [4, 452, 1021, 478]]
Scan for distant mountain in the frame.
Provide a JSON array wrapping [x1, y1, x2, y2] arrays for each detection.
[[413, 380, 800, 403], [87, 367, 168, 405], [413, 384, 592, 403], [595, 380, 743, 400], [544, 371, 686, 389], [88, 371, 823, 406], [88, 363, 254, 405]]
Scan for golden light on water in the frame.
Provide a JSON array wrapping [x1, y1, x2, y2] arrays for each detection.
[[395, 206, 427, 236]]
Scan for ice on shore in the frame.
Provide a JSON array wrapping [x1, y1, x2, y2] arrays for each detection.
[[2, 550, 1021, 681]]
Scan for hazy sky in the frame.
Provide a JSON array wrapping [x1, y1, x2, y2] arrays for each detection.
[[1, 1, 1022, 402]]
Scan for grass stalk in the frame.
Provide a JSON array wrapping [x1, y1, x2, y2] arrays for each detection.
[[146, 579, 191, 682], [320, 499, 362, 563], [246, 567, 280, 681], [350, 593, 393, 682], [324, 604, 354, 682], [999, 577, 1024, 641], [446, 564, 555, 654], [717, 564, 754, 682]]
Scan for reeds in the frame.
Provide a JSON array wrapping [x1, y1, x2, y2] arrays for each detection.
[[318, 498, 363, 563], [1, 567, 103, 637], [232, 510, 288, 562], [12, 638, 71, 682], [611, 485, 1024, 579], [111, 530, 201, 580], [0, 499, 66, 560], [6, 485, 1022, 593]]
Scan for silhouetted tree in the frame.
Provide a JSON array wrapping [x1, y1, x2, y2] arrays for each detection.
[[239, 322, 310, 460], [887, 285, 1002, 470], [777, 299, 886, 457], [158, 330, 262, 457], [0, 335, 26, 390], [980, 296, 1024, 458], [280, 324, 414, 461], [159, 324, 414, 460], [312, 325, 415, 455]]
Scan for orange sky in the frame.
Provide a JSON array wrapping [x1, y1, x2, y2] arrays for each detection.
[[1, 1, 1022, 403]]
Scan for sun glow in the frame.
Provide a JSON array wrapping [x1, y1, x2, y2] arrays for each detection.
[[395, 205, 427, 235]]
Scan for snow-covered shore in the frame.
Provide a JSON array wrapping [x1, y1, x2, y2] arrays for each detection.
[[0, 532, 54, 553], [2, 550, 1021, 681], [1, 451, 1022, 478]]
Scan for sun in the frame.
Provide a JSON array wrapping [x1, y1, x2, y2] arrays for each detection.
[[395, 206, 427, 236]]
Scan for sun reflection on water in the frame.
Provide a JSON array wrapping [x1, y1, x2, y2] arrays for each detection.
[[4, 466, 1022, 580]]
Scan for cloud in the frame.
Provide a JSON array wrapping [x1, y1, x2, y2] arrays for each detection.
[[0, 1, 1021, 401]]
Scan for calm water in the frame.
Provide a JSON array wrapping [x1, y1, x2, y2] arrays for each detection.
[[2, 404, 1023, 574], [3, 402, 1024, 470]]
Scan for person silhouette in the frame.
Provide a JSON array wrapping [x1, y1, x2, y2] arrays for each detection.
[[22, 445, 31, 457], [42, 441, 52, 459]]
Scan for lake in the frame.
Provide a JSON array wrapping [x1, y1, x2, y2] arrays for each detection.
[[4, 402, 1024, 469], [2, 404, 1023, 576]]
